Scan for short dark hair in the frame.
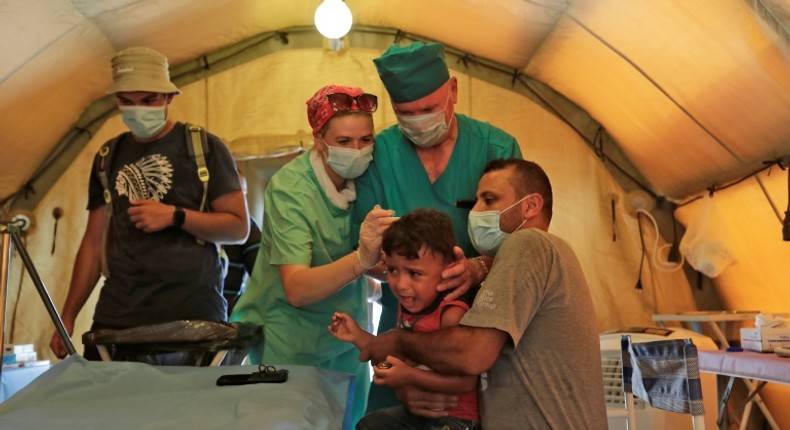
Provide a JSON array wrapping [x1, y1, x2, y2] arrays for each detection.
[[484, 159, 553, 221], [382, 208, 455, 261]]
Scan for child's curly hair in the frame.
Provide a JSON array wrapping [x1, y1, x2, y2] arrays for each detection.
[[382, 208, 455, 261]]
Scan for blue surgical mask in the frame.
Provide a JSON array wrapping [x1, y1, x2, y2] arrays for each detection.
[[325, 142, 374, 179], [120, 105, 167, 139], [468, 196, 528, 257], [396, 94, 452, 148]]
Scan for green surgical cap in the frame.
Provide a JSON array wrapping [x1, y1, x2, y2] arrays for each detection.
[[373, 42, 450, 103]]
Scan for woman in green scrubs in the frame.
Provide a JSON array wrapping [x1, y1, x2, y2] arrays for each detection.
[[231, 85, 397, 425]]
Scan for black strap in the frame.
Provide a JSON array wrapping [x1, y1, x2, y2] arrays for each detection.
[[97, 134, 125, 278]]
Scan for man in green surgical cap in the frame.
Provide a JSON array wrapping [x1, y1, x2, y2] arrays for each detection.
[[352, 41, 523, 413]]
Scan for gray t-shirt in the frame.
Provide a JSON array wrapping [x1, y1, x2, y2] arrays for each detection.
[[460, 228, 607, 429], [88, 122, 241, 326]]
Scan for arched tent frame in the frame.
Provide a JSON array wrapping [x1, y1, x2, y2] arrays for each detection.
[[4, 26, 651, 213], [0, 1, 788, 426]]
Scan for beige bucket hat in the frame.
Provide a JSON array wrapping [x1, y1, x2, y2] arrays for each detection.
[[107, 47, 181, 94]]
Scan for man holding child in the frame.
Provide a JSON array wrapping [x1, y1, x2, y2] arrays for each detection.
[[355, 159, 608, 429]]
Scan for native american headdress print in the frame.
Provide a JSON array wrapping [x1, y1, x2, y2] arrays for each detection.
[[115, 154, 173, 201]]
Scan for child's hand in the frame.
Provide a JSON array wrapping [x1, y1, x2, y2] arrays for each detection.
[[372, 355, 413, 388], [328, 311, 361, 342]]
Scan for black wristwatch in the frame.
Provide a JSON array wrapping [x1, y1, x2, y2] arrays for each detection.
[[172, 206, 186, 228]]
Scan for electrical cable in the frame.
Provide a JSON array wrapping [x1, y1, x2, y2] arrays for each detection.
[[635, 208, 685, 272], [635, 213, 645, 291], [667, 214, 681, 262], [611, 197, 617, 242], [783, 158, 790, 241]]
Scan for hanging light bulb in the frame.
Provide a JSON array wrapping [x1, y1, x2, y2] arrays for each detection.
[[314, 0, 352, 39]]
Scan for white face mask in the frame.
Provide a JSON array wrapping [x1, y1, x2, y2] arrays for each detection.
[[324, 143, 374, 179], [119, 105, 167, 139], [467, 196, 528, 257], [396, 94, 452, 148]]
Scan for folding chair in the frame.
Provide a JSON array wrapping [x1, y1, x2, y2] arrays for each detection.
[[620, 335, 706, 430], [82, 320, 262, 366]]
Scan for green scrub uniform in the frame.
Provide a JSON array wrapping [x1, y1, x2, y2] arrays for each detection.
[[353, 113, 522, 412], [231, 150, 369, 424]]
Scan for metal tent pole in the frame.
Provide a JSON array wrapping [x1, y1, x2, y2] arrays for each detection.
[[1, 227, 11, 376], [0, 223, 76, 358]]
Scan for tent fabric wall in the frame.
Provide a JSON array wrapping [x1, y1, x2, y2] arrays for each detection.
[[673, 169, 790, 426], [5, 0, 790, 208], [1, 0, 790, 427], [534, 0, 790, 200], [676, 171, 790, 312]]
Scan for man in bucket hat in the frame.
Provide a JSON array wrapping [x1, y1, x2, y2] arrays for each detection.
[[50, 47, 249, 363], [351, 41, 523, 413]]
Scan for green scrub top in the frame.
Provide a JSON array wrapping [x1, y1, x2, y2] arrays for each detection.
[[231, 150, 369, 424], [353, 113, 522, 412]]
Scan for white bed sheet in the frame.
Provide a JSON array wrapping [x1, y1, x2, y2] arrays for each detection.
[[0, 355, 352, 430]]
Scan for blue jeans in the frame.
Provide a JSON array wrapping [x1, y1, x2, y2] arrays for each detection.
[[356, 405, 480, 430]]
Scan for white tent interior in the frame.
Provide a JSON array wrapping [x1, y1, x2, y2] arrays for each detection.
[[1, 0, 789, 427]]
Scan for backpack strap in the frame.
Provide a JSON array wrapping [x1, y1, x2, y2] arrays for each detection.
[[185, 123, 210, 213], [97, 135, 123, 278], [185, 123, 211, 245]]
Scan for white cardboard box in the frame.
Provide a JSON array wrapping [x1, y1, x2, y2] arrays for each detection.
[[740, 327, 790, 352], [3, 344, 34, 354]]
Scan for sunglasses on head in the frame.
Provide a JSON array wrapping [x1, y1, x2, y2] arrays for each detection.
[[326, 93, 378, 113]]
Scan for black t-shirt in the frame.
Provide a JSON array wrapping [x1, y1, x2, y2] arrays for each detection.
[[88, 122, 241, 326]]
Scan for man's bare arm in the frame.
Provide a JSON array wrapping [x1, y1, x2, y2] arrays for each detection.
[[183, 190, 249, 243], [401, 325, 507, 375], [363, 325, 508, 376], [127, 191, 249, 244]]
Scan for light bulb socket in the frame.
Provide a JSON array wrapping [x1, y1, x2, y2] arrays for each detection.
[[782, 210, 790, 241]]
